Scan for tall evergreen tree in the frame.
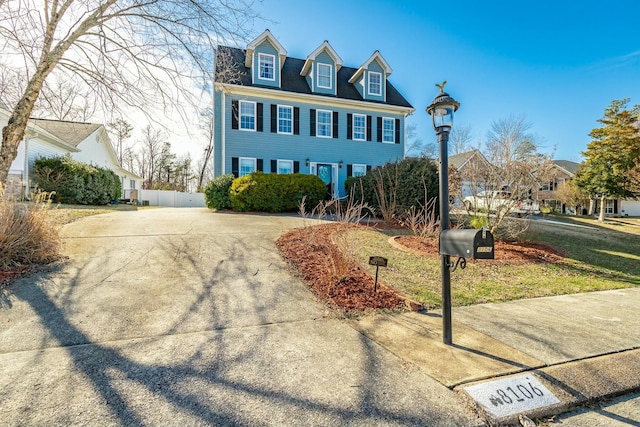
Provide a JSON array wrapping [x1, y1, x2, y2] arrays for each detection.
[[574, 99, 640, 220]]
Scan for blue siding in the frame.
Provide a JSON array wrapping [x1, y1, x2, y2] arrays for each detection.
[[217, 93, 404, 197], [313, 51, 336, 95], [252, 41, 280, 88]]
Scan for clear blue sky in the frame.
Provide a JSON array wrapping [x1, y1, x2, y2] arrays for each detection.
[[253, 0, 640, 162]]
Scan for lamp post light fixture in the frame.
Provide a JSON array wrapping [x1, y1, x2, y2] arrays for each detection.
[[426, 81, 460, 345]]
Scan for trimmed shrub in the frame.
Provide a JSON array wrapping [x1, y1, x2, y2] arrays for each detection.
[[346, 157, 439, 217], [33, 156, 121, 205], [204, 174, 235, 210], [229, 172, 326, 212]]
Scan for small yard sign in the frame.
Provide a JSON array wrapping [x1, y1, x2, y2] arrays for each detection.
[[368, 256, 388, 292]]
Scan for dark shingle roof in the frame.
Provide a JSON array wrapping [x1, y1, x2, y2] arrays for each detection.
[[553, 160, 580, 175], [216, 46, 413, 109]]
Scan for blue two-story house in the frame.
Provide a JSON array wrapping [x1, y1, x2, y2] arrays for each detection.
[[212, 29, 414, 198]]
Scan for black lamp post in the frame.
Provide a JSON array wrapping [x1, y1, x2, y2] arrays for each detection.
[[426, 82, 459, 345]]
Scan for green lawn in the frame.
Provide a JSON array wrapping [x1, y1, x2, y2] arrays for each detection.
[[340, 217, 640, 309]]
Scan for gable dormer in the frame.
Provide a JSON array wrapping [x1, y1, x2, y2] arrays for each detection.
[[348, 51, 393, 102], [300, 41, 343, 96], [245, 29, 287, 88]]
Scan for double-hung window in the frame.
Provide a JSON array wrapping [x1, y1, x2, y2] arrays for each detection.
[[239, 101, 256, 131], [317, 63, 332, 89], [258, 53, 275, 80], [278, 105, 293, 134], [382, 117, 395, 143], [353, 114, 366, 141], [368, 71, 382, 96], [239, 158, 256, 177], [317, 110, 332, 138], [277, 159, 293, 174], [352, 164, 366, 177], [605, 199, 615, 214]]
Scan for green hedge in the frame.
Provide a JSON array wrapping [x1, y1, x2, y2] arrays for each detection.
[[345, 157, 439, 214], [229, 172, 326, 212], [204, 174, 235, 210], [33, 156, 121, 205]]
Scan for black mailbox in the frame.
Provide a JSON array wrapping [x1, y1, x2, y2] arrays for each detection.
[[439, 228, 494, 259]]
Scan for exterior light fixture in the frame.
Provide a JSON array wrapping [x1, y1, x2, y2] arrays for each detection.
[[426, 81, 460, 345], [305, 158, 310, 166], [339, 161, 343, 169]]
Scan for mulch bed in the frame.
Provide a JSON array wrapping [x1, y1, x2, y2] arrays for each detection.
[[276, 224, 405, 312], [394, 235, 565, 264], [277, 224, 566, 312]]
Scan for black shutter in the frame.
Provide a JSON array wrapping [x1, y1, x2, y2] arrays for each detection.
[[294, 107, 300, 135], [395, 118, 400, 144], [333, 111, 338, 138], [347, 164, 352, 177], [310, 109, 316, 136], [271, 104, 277, 133], [231, 100, 239, 130], [376, 117, 382, 142], [347, 113, 353, 140], [231, 157, 239, 177], [293, 161, 300, 173], [257, 103, 263, 132], [366, 165, 372, 173], [271, 159, 277, 173], [367, 115, 372, 141], [257, 159, 263, 172], [614, 200, 619, 214]]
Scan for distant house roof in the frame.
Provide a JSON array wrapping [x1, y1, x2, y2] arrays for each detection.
[[552, 160, 580, 176], [28, 118, 101, 147], [448, 149, 491, 170], [216, 46, 413, 109]]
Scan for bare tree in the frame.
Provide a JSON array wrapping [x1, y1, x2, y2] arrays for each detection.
[[449, 124, 473, 155], [107, 117, 133, 165], [138, 125, 172, 189], [196, 107, 215, 191], [0, 0, 258, 186], [462, 115, 554, 236]]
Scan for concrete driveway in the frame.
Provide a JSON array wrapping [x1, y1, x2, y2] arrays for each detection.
[[0, 208, 480, 426]]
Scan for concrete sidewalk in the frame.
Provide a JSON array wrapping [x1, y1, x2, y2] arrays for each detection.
[[352, 288, 640, 425]]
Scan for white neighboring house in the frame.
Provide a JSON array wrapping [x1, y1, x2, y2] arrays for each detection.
[[1, 106, 142, 201]]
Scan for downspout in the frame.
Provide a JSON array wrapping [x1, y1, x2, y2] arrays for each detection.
[[23, 135, 30, 199], [221, 90, 226, 175], [211, 46, 217, 177]]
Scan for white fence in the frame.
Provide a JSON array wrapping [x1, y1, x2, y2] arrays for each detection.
[[138, 189, 205, 208]]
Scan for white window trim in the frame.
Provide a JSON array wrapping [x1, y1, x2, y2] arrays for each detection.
[[368, 71, 382, 96], [239, 100, 256, 132], [277, 159, 294, 174], [605, 199, 615, 214], [239, 157, 257, 177], [316, 109, 333, 138], [258, 53, 276, 81], [352, 163, 367, 177], [277, 104, 293, 135], [382, 117, 395, 143], [352, 113, 366, 141], [317, 63, 333, 89]]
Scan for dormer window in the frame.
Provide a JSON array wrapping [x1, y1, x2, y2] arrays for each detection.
[[368, 71, 382, 96], [317, 63, 332, 89], [259, 53, 275, 80]]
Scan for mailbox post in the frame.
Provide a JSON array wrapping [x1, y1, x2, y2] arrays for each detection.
[[427, 82, 459, 345]]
